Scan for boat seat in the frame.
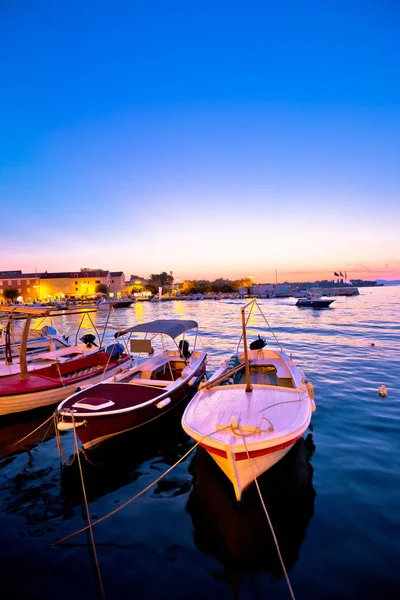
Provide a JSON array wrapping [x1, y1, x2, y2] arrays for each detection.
[[250, 358, 292, 379], [131, 378, 170, 387]]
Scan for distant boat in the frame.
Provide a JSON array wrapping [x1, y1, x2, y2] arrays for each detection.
[[292, 288, 309, 298], [295, 288, 335, 309], [182, 300, 316, 501], [96, 298, 135, 309]]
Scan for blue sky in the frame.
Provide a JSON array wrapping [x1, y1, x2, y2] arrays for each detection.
[[1, 0, 399, 282]]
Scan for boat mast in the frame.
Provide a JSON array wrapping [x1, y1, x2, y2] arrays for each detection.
[[241, 303, 252, 393]]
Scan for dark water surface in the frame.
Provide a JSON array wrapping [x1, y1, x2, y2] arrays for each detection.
[[1, 287, 399, 599]]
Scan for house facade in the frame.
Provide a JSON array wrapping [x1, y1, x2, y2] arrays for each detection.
[[109, 272, 125, 295], [0, 271, 41, 303], [0, 268, 126, 302], [39, 270, 111, 300]]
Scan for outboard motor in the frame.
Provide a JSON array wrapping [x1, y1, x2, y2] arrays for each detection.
[[80, 334, 98, 348], [179, 339, 191, 359], [249, 335, 266, 350], [105, 343, 124, 361], [41, 325, 57, 337]]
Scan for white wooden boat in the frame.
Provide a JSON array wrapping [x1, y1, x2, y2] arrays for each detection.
[[0, 306, 132, 416], [56, 320, 207, 449], [182, 300, 316, 501], [0, 320, 70, 360], [0, 306, 101, 378]]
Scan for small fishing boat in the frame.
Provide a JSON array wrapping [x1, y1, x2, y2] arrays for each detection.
[[56, 319, 207, 449], [295, 288, 334, 309], [0, 306, 132, 416], [182, 300, 316, 501], [96, 298, 134, 309]]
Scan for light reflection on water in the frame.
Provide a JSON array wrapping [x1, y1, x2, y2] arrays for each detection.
[[0, 286, 399, 599]]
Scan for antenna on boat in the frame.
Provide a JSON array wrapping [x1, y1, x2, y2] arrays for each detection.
[[241, 301, 253, 393]]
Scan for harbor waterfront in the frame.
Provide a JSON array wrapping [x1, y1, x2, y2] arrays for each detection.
[[0, 286, 399, 599]]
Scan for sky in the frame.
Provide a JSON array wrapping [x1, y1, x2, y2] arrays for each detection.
[[0, 0, 399, 283]]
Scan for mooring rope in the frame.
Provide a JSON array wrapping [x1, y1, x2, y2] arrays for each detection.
[[52, 440, 201, 546], [55, 412, 77, 467], [238, 424, 296, 600], [12, 413, 55, 447], [71, 415, 106, 599], [52, 426, 231, 547]]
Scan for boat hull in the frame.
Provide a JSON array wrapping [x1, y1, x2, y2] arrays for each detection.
[[0, 356, 132, 416], [0, 335, 70, 359], [97, 300, 134, 309], [201, 436, 301, 501], [58, 359, 207, 449], [296, 299, 334, 308]]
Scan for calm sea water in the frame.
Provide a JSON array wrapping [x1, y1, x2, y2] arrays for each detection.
[[1, 286, 399, 599]]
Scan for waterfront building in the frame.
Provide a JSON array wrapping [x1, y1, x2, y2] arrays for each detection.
[[125, 275, 152, 299], [0, 268, 127, 302], [0, 271, 41, 303], [109, 271, 125, 295]]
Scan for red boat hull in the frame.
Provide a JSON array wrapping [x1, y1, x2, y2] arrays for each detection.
[[58, 359, 207, 448]]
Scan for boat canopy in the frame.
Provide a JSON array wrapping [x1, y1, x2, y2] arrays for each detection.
[[0, 306, 52, 317], [115, 319, 199, 340], [0, 306, 97, 318]]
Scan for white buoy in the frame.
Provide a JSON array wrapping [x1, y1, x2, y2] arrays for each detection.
[[378, 385, 387, 398]]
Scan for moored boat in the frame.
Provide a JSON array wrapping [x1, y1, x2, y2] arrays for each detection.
[[182, 300, 316, 501], [56, 319, 207, 449], [0, 319, 70, 360], [0, 306, 132, 416]]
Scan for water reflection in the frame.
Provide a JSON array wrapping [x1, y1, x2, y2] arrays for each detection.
[[60, 414, 192, 506], [186, 434, 316, 579], [0, 407, 56, 460]]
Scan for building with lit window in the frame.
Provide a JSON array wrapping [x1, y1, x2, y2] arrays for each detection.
[[0, 269, 127, 302], [0, 271, 41, 303]]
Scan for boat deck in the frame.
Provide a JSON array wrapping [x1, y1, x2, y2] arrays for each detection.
[[62, 382, 165, 412], [1, 353, 128, 395], [184, 384, 310, 447]]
